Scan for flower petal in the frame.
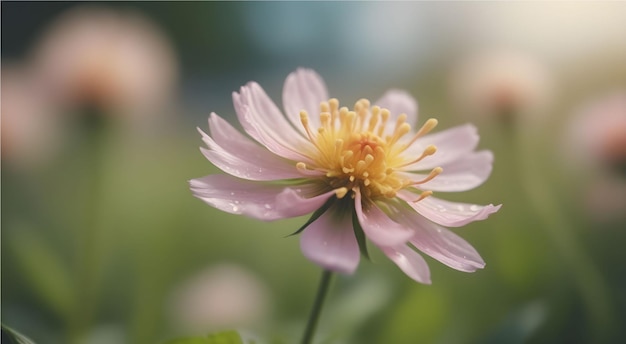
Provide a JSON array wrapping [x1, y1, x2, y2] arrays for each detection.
[[354, 189, 414, 246], [374, 89, 418, 127], [380, 244, 431, 284], [282, 68, 329, 135], [398, 191, 501, 227], [391, 207, 485, 272], [198, 113, 303, 181], [300, 205, 360, 274], [403, 150, 494, 192], [405, 124, 480, 170], [189, 175, 334, 221], [233, 82, 312, 162]]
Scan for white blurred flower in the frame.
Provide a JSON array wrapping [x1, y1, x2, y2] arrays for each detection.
[[449, 50, 554, 123], [169, 264, 271, 334], [1, 64, 63, 169], [31, 5, 178, 120]]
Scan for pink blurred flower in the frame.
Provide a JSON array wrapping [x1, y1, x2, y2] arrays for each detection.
[[31, 6, 178, 119], [565, 91, 626, 173], [1, 63, 63, 168], [170, 264, 270, 333], [564, 91, 626, 222], [450, 50, 554, 122], [190, 69, 501, 284]]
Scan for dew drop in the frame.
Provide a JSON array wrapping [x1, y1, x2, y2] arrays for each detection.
[[264, 203, 272, 209], [469, 205, 480, 211]]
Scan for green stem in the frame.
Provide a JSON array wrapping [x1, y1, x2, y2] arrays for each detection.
[[68, 111, 107, 343], [513, 123, 615, 341], [301, 270, 334, 344]]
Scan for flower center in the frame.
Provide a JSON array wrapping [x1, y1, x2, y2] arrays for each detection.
[[297, 98, 441, 200]]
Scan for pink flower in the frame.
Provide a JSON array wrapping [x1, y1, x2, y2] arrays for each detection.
[[31, 6, 178, 119], [449, 50, 554, 123], [190, 69, 501, 284]]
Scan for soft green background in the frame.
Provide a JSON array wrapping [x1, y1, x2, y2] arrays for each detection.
[[2, 2, 625, 344]]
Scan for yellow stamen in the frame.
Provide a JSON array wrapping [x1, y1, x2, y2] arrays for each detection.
[[377, 109, 391, 137], [300, 111, 316, 142], [398, 145, 437, 168], [335, 187, 349, 199], [401, 118, 438, 151], [298, 97, 442, 200], [411, 167, 443, 185], [296, 162, 323, 176], [368, 106, 381, 132], [414, 190, 433, 202]]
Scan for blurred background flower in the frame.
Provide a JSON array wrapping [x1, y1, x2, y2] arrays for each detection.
[[2, 2, 625, 344], [169, 263, 271, 335], [562, 91, 626, 223], [30, 5, 178, 125], [448, 50, 555, 124], [1, 63, 63, 169], [563, 91, 626, 175]]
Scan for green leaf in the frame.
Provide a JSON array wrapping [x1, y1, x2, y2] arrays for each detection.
[[351, 210, 370, 260], [1, 324, 37, 344], [10, 228, 74, 319], [163, 330, 255, 344], [286, 197, 335, 237]]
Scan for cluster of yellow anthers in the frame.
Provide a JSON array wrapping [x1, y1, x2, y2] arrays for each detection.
[[296, 98, 442, 201]]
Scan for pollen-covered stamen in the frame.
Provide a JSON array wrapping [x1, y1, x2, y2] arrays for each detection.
[[398, 144, 437, 168], [335, 187, 349, 199], [319, 112, 332, 132], [334, 107, 348, 136], [410, 167, 443, 185], [298, 97, 441, 199], [368, 106, 381, 132], [399, 118, 438, 152], [413, 190, 433, 202], [355, 99, 370, 130], [296, 162, 325, 176], [383, 113, 412, 146], [300, 111, 318, 143], [328, 98, 340, 123], [377, 108, 391, 137]]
